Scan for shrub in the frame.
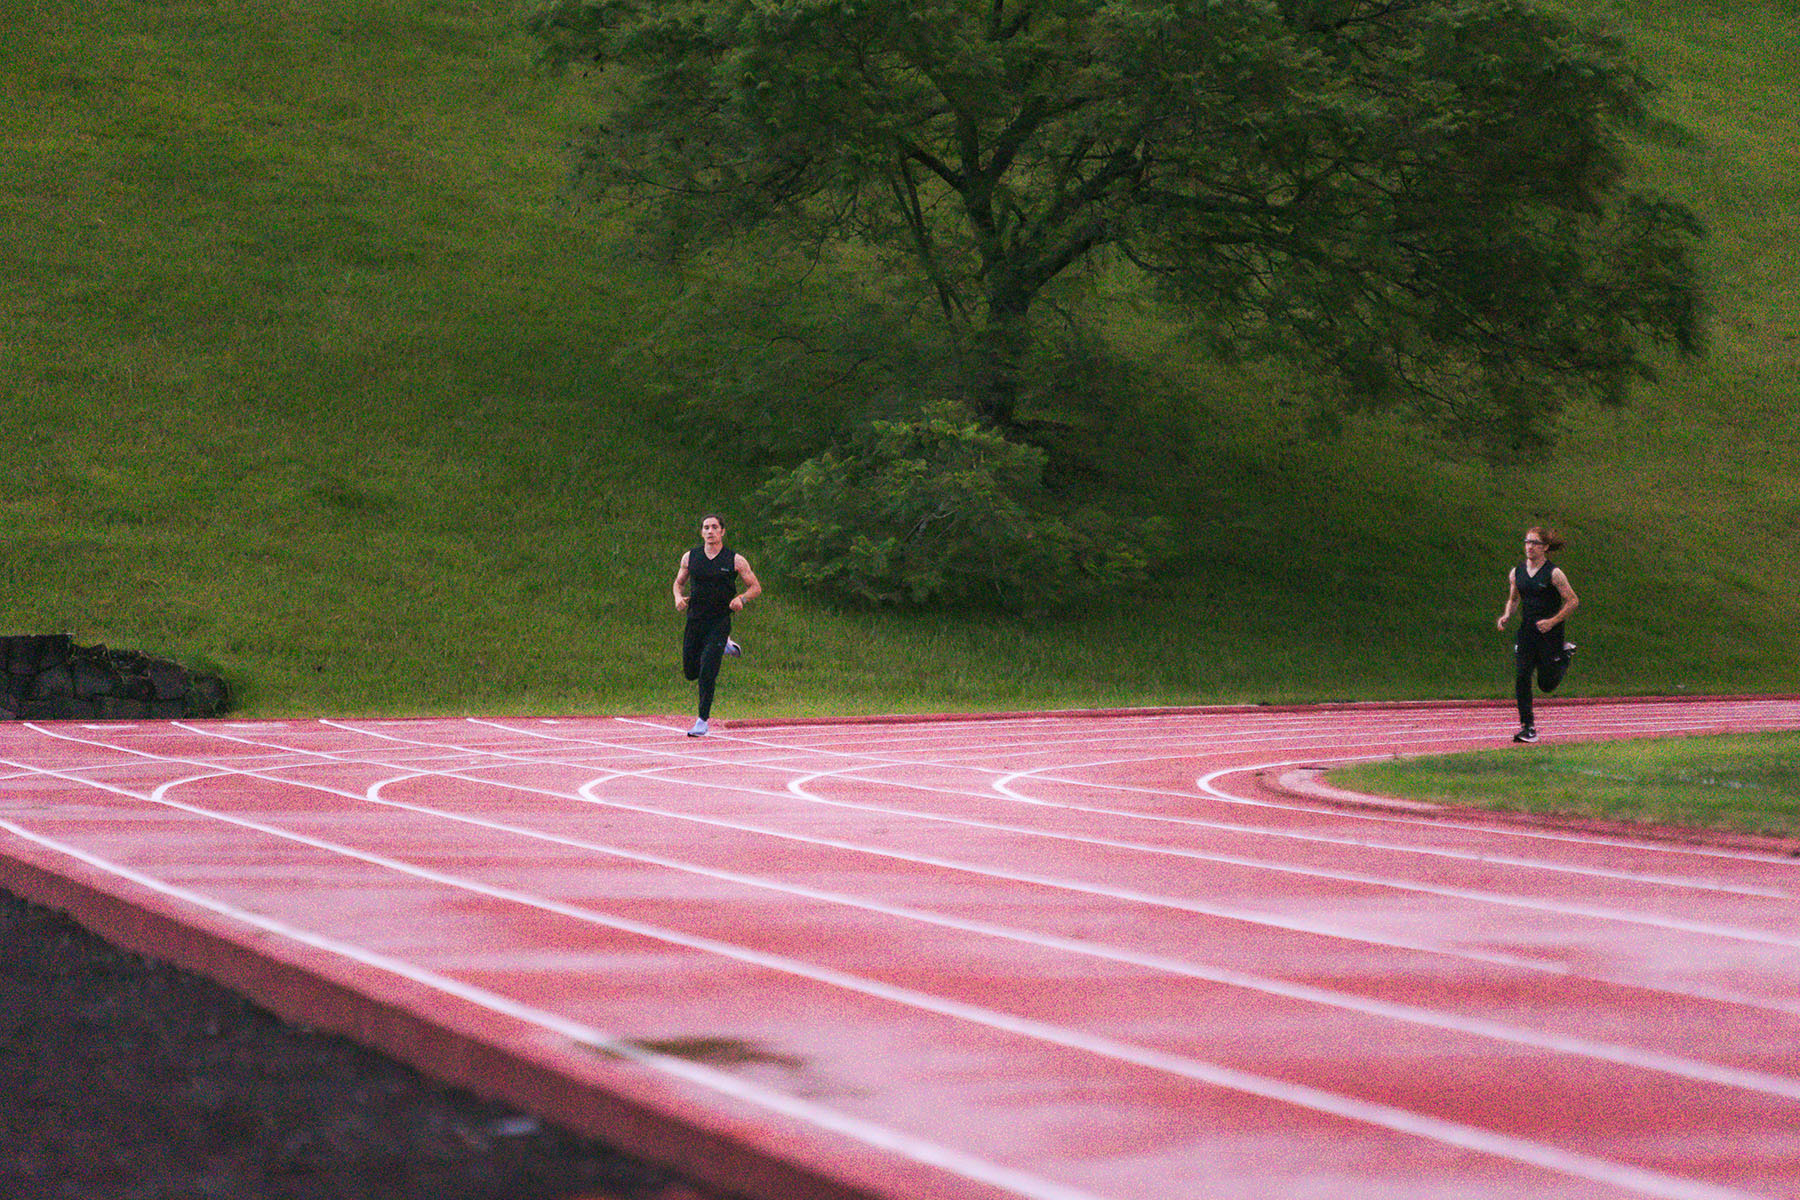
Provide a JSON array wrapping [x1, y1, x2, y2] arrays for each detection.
[[754, 403, 1164, 610]]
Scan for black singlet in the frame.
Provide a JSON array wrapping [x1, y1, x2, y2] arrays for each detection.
[[1514, 560, 1562, 636], [686, 544, 738, 621]]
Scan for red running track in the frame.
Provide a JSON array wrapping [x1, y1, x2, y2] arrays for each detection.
[[3, 697, 1799, 1200]]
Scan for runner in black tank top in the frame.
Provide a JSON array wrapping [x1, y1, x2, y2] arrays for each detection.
[[1496, 526, 1580, 743], [672, 514, 762, 737]]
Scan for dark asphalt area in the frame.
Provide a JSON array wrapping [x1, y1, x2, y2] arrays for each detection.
[[0, 888, 726, 1200]]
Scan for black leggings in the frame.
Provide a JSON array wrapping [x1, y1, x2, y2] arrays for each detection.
[[1514, 632, 1569, 727], [683, 613, 732, 720]]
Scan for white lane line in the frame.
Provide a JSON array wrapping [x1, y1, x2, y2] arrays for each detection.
[[784, 771, 1800, 949], [1000, 746, 1800, 866], [0, 816, 1110, 1200], [25, 723, 1798, 1017], [0, 787, 1777, 1200], [625, 713, 1800, 868], [711, 701, 1800, 764], [581, 731, 1790, 898], [779, 760, 1790, 899], [488, 722, 1800, 943], [0, 761, 230, 805], [1001, 749, 1800, 873], [721, 700, 1800, 771], [329, 783, 1800, 1101], [453, 724, 1800, 1014], [21, 728, 1798, 1105], [451, 726, 1800, 946], [1196, 760, 1800, 867]]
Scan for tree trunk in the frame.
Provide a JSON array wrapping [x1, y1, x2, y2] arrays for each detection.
[[972, 286, 1033, 430]]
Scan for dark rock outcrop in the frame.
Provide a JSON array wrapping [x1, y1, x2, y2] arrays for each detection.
[[1, 635, 230, 721]]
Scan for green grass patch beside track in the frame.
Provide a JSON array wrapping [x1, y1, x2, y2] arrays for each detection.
[[1331, 731, 1800, 840]]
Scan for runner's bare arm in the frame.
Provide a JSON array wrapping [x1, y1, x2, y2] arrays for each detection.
[[1536, 568, 1580, 632], [730, 556, 762, 611], [1497, 571, 1520, 631]]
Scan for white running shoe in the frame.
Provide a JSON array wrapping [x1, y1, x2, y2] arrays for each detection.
[[687, 718, 709, 738], [724, 638, 742, 657]]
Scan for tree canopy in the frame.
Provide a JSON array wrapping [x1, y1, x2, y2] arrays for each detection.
[[530, 0, 1703, 452]]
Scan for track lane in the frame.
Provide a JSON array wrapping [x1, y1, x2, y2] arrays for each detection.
[[16, 738, 1799, 1104], [3, 698, 1799, 1200]]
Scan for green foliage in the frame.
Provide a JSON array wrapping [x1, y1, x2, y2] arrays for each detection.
[[1, 0, 1795, 722], [530, 0, 1705, 448], [622, 247, 1198, 490], [618, 248, 965, 464], [754, 403, 1163, 608]]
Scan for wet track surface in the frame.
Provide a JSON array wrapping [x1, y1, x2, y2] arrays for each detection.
[[4, 698, 1799, 1200]]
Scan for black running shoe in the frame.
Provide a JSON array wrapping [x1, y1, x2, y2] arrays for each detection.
[[1513, 726, 1539, 744]]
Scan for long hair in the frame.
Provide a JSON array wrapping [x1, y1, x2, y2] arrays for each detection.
[[1527, 525, 1566, 552]]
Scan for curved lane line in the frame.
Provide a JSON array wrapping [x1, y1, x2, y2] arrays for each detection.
[[780, 769, 1800, 949], [29, 720, 1799, 1017], [634, 712, 1800, 867], [0, 776, 1780, 1200], [459, 723, 1800, 1013], [73, 726, 1800, 1093], [423, 724, 1800, 946], [498, 721, 1800, 1016], [0, 813, 1109, 1200], [13, 730, 1798, 1105]]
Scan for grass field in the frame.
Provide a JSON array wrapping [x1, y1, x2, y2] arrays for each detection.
[[3, 0, 1797, 721], [1332, 730, 1800, 839]]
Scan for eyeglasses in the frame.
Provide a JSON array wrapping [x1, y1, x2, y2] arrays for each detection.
[[1524, 538, 1545, 546]]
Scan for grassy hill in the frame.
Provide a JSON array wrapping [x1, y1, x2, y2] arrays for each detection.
[[3, 0, 1796, 719]]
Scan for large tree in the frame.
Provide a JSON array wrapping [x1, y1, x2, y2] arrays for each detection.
[[530, 0, 1702, 448]]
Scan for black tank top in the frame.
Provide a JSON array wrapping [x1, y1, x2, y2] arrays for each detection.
[[1514, 561, 1562, 628], [687, 544, 738, 620]]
